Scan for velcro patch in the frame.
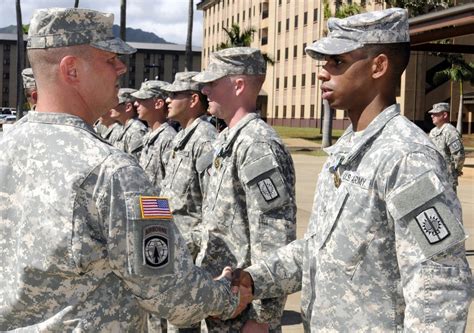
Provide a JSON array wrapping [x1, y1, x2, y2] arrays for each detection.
[[415, 207, 450, 244], [449, 139, 461, 152], [139, 196, 172, 219], [257, 178, 279, 202], [143, 225, 170, 268]]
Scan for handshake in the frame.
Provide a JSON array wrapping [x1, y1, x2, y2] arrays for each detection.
[[216, 267, 255, 318]]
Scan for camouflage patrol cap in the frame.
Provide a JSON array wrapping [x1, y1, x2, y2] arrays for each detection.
[[118, 88, 137, 104], [21, 68, 36, 89], [428, 102, 450, 114], [305, 8, 409, 60], [131, 80, 169, 100], [193, 47, 266, 83], [27, 7, 136, 55], [162, 72, 202, 93]]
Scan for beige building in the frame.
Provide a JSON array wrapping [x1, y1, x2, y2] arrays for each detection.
[[0, 33, 201, 108], [197, 0, 474, 133]]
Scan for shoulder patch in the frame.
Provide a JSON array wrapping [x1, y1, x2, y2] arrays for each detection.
[[143, 225, 170, 268], [415, 207, 450, 244], [139, 196, 172, 219], [257, 178, 280, 202], [449, 139, 462, 152]]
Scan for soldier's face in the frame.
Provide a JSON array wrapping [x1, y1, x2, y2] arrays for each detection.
[[166, 92, 192, 123], [431, 111, 448, 127], [201, 77, 232, 118], [318, 50, 373, 111], [135, 98, 155, 121]]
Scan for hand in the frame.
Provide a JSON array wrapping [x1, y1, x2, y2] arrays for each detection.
[[230, 268, 254, 318], [241, 320, 269, 333]]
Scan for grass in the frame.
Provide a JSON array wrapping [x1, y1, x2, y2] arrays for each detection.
[[273, 126, 344, 144]]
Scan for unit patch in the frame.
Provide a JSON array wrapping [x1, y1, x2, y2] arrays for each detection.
[[257, 178, 279, 202], [143, 225, 170, 268], [449, 139, 461, 152], [415, 207, 450, 244]]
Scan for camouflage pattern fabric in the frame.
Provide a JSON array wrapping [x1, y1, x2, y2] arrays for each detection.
[[429, 123, 465, 190], [114, 118, 147, 160], [132, 80, 169, 100], [245, 105, 472, 332], [102, 122, 123, 146], [163, 72, 202, 93], [305, 8, 409, 59], [0, 111, 240, 331], [21, 68, 36, 89], [27, 7, 136, 55], [161, 117, 217, 260], [196, 113, 297, 332], [139, 122, 177, 190], [193, 48, 267, 83]]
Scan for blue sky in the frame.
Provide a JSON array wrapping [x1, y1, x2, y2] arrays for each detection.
[[0, 0, 204, 46]]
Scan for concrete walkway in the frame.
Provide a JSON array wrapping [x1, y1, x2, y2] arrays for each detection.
[[281, 153, 474, 332]]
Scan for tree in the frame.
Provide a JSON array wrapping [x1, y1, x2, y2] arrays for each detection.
[[184, 0, 193, 71], [433, 54, 474, 133], [120, 0, 126, 41], [218, 24, 274, 65], [16, 0, 25, 120], [386, 0, 451, 17], [74, 0, 79, 8]]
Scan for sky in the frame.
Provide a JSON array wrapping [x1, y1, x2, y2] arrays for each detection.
[[0, 0, 204, 46]]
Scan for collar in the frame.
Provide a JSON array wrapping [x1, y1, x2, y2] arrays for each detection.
[[174, 117, 203, 151], [216, 113, 259, 158], [145, 122, 170, 146]]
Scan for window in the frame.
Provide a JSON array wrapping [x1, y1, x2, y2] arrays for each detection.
[[276, 78, 280, 89], [293, 45, 297, 58], [286, 18, 289, 31], [292, 75, 297, 87], [278, 21, 281, 34], [302, 74, 306, 86], [304, 12, 308, 25], [278, 0, 282, 5], [291, 105, 296, 118], [284, 76, 288, 89], [285, 47, 289, 60], [311, 72, 316, 85], [277, 49, 280, 61], [303, 42, 307, 56], [313, 8, 318, 22], [283, 105, 287, 118], [294, 15, 298, 28], [301, 105, 305, 118], [275, 106, 279, 118], [237, 13, 240, 22], [310, 104, 315, 118], [243, 10, 245, 21]]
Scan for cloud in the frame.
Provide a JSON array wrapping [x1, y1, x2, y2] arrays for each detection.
[[0, 0, 203, 46]]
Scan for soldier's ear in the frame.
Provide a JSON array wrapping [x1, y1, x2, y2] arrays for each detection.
[[371, 53, 388, 80], [59, 56, 79, 84], [234, 77, 245, 96]]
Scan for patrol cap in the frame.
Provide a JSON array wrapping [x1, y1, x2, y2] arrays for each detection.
[[22, 68, 36, 89], [162, 72, 202, 92], [118, 88, 137, 104], [27, 7, 136, 55], [428, 102, 450, 114], [193, 47, 266, 83], [131, 80, 169, 100], [305, 8, 409, 60]]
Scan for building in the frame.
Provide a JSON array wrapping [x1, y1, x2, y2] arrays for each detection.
[[197, 0, 474, 133], [0, 33, 201, 108]]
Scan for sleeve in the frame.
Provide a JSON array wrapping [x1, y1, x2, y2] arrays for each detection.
[[127, 127, 146, 158], [97, 163, 239, 326], [239, 142, 297, 324], [446, 130, 465, 175], [385, 152, 472, 332]]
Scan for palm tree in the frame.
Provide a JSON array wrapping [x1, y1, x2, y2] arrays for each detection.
[[74, 0, 79, 8], [184, 0, 193, 71], [433, 54, 474, 133], [120, 0, 126, 41], [16, 0, 25, 119]]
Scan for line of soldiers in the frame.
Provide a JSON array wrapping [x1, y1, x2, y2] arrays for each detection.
[[2, 5, 472, 333]]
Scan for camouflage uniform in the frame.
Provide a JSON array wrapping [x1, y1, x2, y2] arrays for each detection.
[[0, 8, 239, 331], [102, 122, 123, 146], [161, 117, 217, 258], [428, 103, 465, 190], [139, 122, 176, 190], [246, 9, 472, 332]]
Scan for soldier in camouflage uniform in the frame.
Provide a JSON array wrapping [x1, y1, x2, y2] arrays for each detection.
[[429, 102, 465, 192], [132, 80, 176, 190], [94, 109, 123, 146], [111, 88, 147, 159], [193, 48, 297, 333], [232, 8, 472, 332], [0, 8, 251, 331], [21, 67, 37, 109]]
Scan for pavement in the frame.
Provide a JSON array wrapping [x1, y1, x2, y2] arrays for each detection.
[[280, 141, 474, 332]]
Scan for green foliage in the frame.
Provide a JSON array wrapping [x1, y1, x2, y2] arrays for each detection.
[[217, 24, 256, 49], [22, 24, 28, 34], [335, 3, 363, 18], [324, 0, 332, 19], [433, 54, 474, 86], [386, 0, 452, 17]]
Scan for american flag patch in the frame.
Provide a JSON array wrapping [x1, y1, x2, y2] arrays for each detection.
[[139, 196, 172, 219]]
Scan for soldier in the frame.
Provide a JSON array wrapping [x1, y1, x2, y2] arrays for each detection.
[[193, 48, 297, 333], [22, 67, 37, 109], [132, 80, 176, 190], [95, 109, 123, 146], [111, 87, 147, 159], [429, 102, 465, 192], [0, 8, 251, 331], [231, 8, 472, 332]]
